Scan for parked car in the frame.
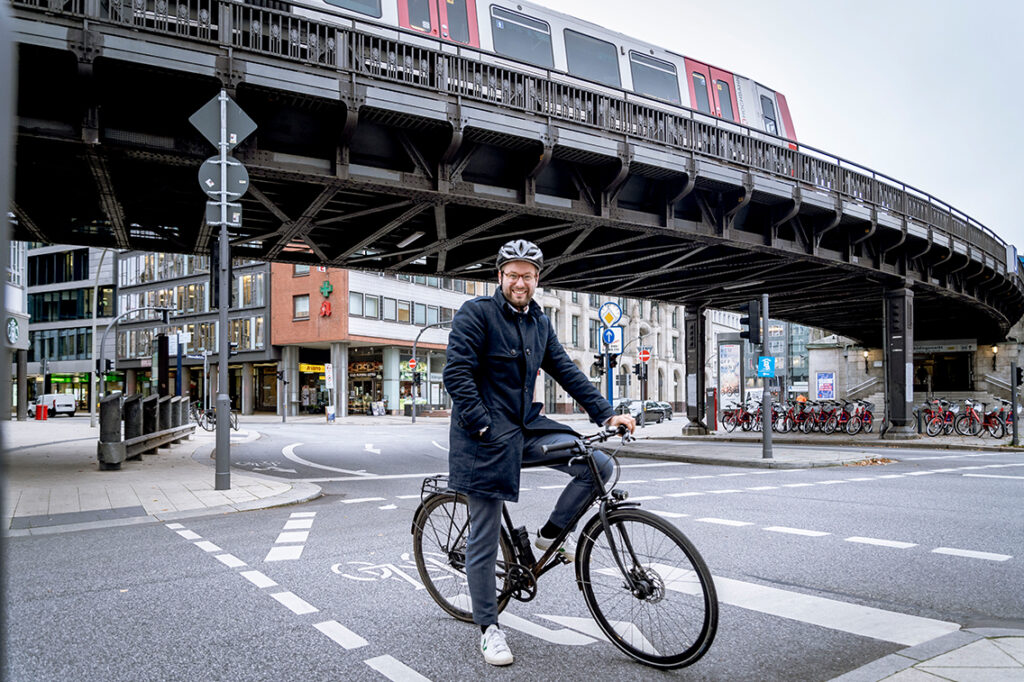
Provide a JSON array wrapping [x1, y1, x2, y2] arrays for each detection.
[[33, 393, 76, 417], [616, 399, 667, 424], [655, 401, 673, 420]]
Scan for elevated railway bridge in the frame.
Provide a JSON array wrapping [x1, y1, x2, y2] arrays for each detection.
[[6, 0, 1024, 435]]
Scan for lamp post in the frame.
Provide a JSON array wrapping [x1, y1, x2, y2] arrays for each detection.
[[410, 321, 450, 424], [89, 248, 110, 428]]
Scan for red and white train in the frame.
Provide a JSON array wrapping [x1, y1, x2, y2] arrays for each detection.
[[290, 0, 798, 142]]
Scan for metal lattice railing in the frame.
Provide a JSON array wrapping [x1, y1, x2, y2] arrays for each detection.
[[12, 0, 1017, 277]]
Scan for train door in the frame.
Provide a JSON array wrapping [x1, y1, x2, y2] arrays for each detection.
[[684, 58, 738, 122], [398, 0, 479, 46]]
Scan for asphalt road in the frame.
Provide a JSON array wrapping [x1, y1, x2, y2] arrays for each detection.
[[6, 424, 1023, 681]]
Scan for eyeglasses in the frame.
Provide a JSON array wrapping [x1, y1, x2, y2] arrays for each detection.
[[501, 271, 536, 284]]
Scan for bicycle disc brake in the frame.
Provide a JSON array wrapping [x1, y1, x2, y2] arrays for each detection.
[[627, 565, 666, 603]]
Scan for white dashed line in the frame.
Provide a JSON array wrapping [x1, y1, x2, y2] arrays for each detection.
[[698, 518, 754, 527], [364, 655, 431, 681], [265, 546, 304, 562], [194, 540, 221, 552], [906, 472, 936, 476], [396, 494, 421, 499], [964, 474, 1024, 480], [719, 473, 747, 477], [215, 553, 247, 568], [165, 523, 185, 530], [626, 496, 661, 501], [619, 480, 648, 484], [284, 519, 314, 530], [653, 477, 684, 482], [271, 591, 319, 615], [877, 475, 905, 479], [845, 537, 917, 549], [666, 492, 703, 497], [782, 483, 815, 488], [847, 477, 875, 481], [379, 504, 398, 510], [764, 526, 830, 537], [538, 485, 563, 490], [706, 490, 742, 494], [240, 570, 278, 588], [649, 510, 689, 519], [931, 548, 1012, 561], [276, 531, 309, 544], [315, 620, 369, 649], [341, 497, 387, 504], [177, 530, 202, 540], [818, 480, 848, 485], [747, 486, 779, 491]]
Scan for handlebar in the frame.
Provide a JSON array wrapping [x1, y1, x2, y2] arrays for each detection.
[[540, 426, 634, 456]]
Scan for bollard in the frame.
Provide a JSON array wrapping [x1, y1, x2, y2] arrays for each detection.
[[97, 394, 126, 470], [914, 407, 922, 434], [158, 397, 172, 449], [170, 396, 184, 443], [123, 395, 144, 460], [142, 395, 160, 455]]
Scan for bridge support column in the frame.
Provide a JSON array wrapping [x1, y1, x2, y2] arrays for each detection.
[[682, 305, 708, 434], [241, 362, 254, 415], [882, 287, 917, 440], [330, 342, 349, 419], [383, 347, 401, 415]]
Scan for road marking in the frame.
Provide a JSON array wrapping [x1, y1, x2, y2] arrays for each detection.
[[764, 526, 830, 537], [697, 518, 753, 527], [194, 540, 222, 552], [270, 591, 319, 615], [284, 519, 314, 530], [165, 523, 185, 530], [653, 477, 684, 481], [379, 504, 398, 510], [626, 495, 661, 501], [282, 443, 373, 477], [687, 475, 717, 480], [964, 474, 1024, 480], [276, 531, 309, 544], [538, 485, 563, 490], [877, 474, 905, 479], [846, 537, 917, 549], [906, 472, 936, 476], [782, 483, 815, 488], [666, 492, 703, 497], [649, 510, 689, 519], [619, 479, 648, 484], [706, 489, 742, 495], [932, 547, 1012, 561], [847, 477, 875, 481], [177, 530, 202, 540], [365, 444, 381, 454], [215, 553, 247, 568], [432, 441, 448, 451], [291, 512, 317, 518], [315, 620, 369, 649], [342, 497, 388, 504], [747, 486, 779, 491], [500, 613, 598, 645], [719, 473, 748, 477], [535, 614, 656, 652], [265, 546, 304, 562], [364, 655, 431, 681], [396, 494, 420, 499], [240, 570, 277, 588], [818, 480, 848, 485]]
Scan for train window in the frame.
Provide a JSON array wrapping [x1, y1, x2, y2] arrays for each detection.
[[628, 52, 680, 104], [760, 95, 778, 135], [446, 0, 471, 44], [564, 29, 620, 88], [323, 0, 382, 18], [716, 80, 734, 120], [691, 73, 711, 113], [491, 6, 554, 69], [407, 0, 431, 31]]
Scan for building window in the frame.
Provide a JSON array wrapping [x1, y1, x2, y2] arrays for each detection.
[[349, 292, 364, 316], [398, 300, 411, 323], [294, 264, 310, 276], [364, 295, 380, 319], [672, 308, 678, 327], [589, 318, 600, 350], [571, 315, 579, 347], [571, 292, 579, 303], [440, 307, 453, 323], [589, 294, 600, 308], [427, 305, 439, 326], [294, 294, 310, 319], [383, 297, 397, 321], [414, 302, 427, 325]]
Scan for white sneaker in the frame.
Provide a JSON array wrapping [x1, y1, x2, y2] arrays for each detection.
[[480, 624, 513, 666], [534, 530, 577, 562]]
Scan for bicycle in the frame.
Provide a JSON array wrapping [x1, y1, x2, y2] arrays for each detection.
[[410, 428, 718, 669], [198, 405, 239, 432]]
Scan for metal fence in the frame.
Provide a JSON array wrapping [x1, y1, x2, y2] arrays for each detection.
[[12, 0, 1015, 275]]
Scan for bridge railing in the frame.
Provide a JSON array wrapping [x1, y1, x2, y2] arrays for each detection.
[[13, 0, 1017, 278]]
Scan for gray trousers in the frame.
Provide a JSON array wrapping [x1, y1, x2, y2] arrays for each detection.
[[465, 431, 614, 628]]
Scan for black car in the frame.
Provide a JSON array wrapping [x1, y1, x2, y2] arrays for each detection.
[[654, 401, 673, 420], [616, 400, 667, 424]]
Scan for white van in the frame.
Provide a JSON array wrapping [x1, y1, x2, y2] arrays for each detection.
[[34, 394, 76, 417]]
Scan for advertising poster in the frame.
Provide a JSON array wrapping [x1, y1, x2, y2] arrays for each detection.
[[718, 343, 741, 407], [816, 372, 835, 400]]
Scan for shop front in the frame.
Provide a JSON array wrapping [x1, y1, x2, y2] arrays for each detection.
[[348, 358, 385, 415], [298, 362, 329, 414]]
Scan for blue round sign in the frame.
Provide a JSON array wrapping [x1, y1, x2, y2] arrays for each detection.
[[602, 328, 616, 345]]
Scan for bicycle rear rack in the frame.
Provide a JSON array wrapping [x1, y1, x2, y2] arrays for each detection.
[[420, 474, 451, 503]]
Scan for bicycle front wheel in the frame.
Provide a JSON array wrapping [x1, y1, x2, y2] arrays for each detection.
[[230, 411, 239, 431], [577, 509, 717, 669], [200, 412, 215, 432], [411, 493, 513, 623]]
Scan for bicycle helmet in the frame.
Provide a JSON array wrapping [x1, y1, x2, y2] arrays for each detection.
[[496, 239, 544, 270]]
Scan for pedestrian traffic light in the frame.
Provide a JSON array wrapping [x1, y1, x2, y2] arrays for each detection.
[[413, 371, 423, 386], [591, 354, 605, 376], [275, 370, 289, 386], [739, 299, 761, 345], [1016, 367, 1023, 387], [609, 354, 618, 369]]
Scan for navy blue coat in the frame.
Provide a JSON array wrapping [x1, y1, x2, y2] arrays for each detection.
[[443, 289, 615, 501]]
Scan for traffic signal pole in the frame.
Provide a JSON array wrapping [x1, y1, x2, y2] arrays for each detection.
[[761, 293, 773, 460], [1012, 359, 1019, 447]]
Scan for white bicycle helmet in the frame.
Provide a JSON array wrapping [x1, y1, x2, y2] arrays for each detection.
[[496, 239, 544, 269]]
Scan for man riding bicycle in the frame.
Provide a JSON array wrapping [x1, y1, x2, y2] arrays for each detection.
[[442, 239, 636, 666]]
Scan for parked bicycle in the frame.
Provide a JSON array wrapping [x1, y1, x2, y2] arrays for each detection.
[[411, 427, 718, 669], [190, 400, 238, 432]]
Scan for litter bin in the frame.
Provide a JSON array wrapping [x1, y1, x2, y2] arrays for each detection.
[[35, 404, 47, 420]]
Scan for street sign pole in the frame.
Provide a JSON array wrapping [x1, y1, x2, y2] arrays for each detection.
[[1012, 359, 1019, 447], [214, 90, 232, 491], [762, 293, 773, 459]]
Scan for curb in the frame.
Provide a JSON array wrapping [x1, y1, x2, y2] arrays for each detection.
[[616, 447, 867, 469], [652, 435, 1024, 452]]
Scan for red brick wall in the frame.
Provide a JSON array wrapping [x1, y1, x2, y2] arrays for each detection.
[[270, 264, 348, 345]]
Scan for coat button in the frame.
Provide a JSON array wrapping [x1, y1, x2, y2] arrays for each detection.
[[511, 349, 517, 356], [525, 348, 531, 355]]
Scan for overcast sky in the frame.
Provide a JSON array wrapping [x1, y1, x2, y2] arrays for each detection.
[[541, 0, 1024, 250]]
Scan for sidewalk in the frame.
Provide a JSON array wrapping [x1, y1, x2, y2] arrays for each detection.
[[2, 417, 322, 536]]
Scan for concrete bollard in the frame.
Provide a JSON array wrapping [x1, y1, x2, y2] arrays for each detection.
[[158, 396, 172, 449], [170, 396, 184, 443], [142, 395, 159, 455], [97, 394, 126, 470], [123, 395, 144, 461]]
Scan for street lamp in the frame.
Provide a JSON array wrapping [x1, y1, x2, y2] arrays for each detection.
[[410, 321, 451, 423], [992, 345, 998, 371], [863, 349, 870, 372]]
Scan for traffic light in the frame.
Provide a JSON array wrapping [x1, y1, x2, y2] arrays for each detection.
[[739, 299, 762, 345], [275, 370, 289, 386], [609, 354, 619, 369], [591, 354, 605, 376], [95, 358, 113, 375], [1016, 367, 1023, 387], [413, 372, 423, 387]]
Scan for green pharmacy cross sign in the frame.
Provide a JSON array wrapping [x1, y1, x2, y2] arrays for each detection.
[[320, 280, 333, 298]]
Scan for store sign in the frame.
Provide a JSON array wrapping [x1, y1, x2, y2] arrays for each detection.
[[913, 339, 977, 353], [299, 363, 326, 373]]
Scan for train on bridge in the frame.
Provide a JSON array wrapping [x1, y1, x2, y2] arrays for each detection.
[[288, 0, 798, 142]]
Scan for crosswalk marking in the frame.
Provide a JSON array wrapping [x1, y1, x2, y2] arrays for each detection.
[[364, 655, 431, 682], [265, 546, 304, 562]]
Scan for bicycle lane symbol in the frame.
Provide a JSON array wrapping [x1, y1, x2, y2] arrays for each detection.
[[332, 553, 599, 646]]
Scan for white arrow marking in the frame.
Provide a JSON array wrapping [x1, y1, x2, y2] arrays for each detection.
[[365, 444, 381, 454], [537, 614, 656, 653], [432, 441, 449, 452], [281, 443, 372, 477], [499, 613, 598, 645]]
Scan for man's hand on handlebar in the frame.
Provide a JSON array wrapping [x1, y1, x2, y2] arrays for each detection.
[[605, 413, 636, 435]]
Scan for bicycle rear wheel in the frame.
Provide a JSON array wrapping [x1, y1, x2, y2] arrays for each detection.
[[722, 414, 737, 432], [200, 411, 215, 432], [411, 493, 513, 622], [229, 411, 239, 431], [577, 509, 717, 669]]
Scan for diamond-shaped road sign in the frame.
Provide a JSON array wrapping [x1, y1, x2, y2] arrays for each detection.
[[189, 93, 257, 152]]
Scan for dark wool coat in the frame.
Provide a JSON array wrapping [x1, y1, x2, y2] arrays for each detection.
[[443, 288, 615, 501]]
